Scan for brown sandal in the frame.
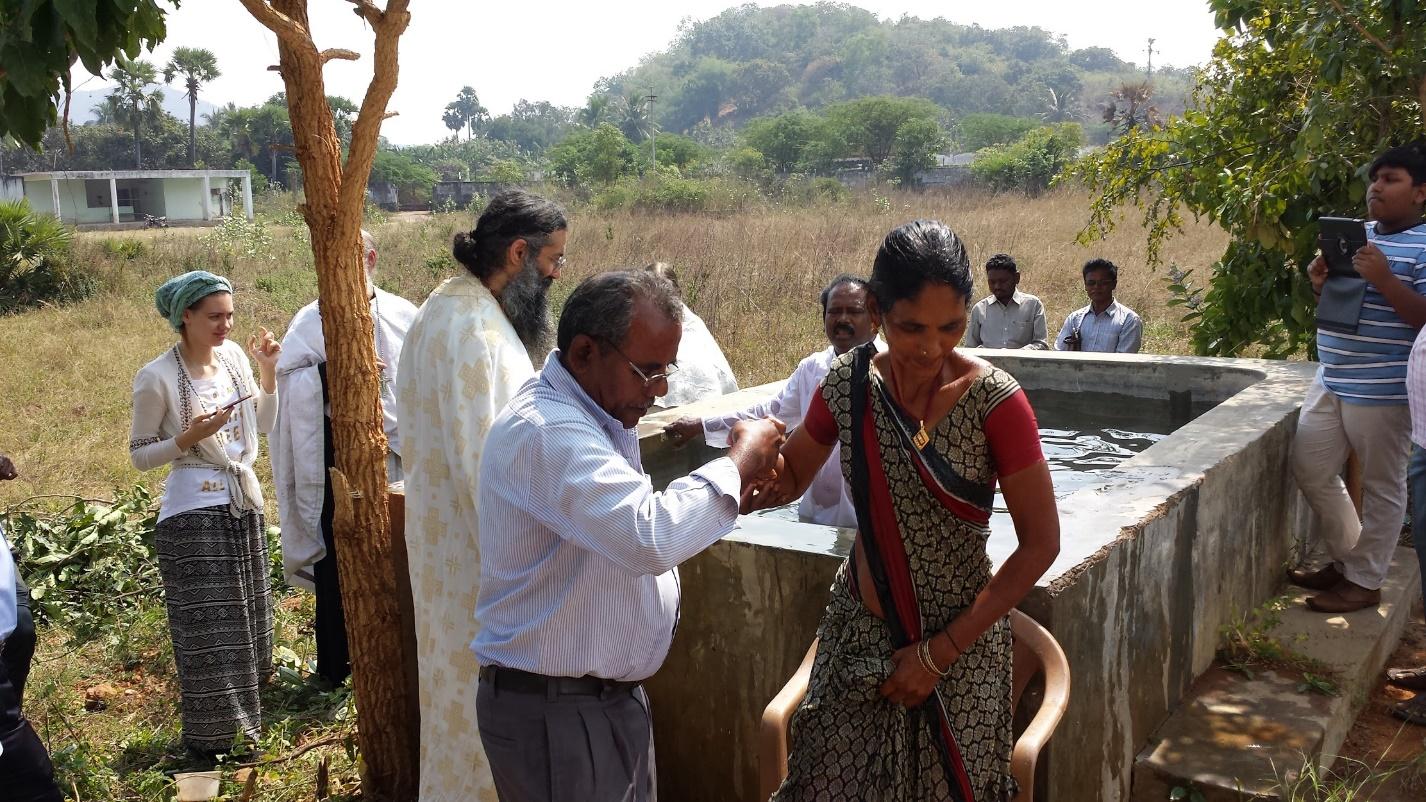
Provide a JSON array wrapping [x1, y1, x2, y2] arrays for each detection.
[[1391, 692, 1426, 726]]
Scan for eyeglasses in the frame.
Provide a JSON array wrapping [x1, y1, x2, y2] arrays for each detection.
[[554, 255, 567, 269], [602, 339, 679, 387]]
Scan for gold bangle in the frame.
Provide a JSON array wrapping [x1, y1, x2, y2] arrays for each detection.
[[921, 637, 951, 677], [916, 640, 939, 677]]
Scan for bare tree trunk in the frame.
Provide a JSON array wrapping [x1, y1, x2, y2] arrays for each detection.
[[237, 2, 416, 799], [189, 91, 198, 166]]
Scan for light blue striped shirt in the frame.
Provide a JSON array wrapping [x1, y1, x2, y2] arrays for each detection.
[[1318, 221, 1426, 405], [1055, 300, 1143, 353], [474, 350, 742, 681]]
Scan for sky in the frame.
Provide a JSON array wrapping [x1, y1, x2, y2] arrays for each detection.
[[69, 1, 1223, 145]]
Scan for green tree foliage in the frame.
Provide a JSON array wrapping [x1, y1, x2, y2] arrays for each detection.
[[740, 110, 820, 172], [0, 0, 175, 149], [484, 100, 576, 154], [1068, 0, 1426, 356], [824, 95, 942, 165], [105, 57, 166, 168], [888, 118, 950, 184], [548, 123, 639, 185], [956, 113, 1041, 150], [370, 149, 438, 205], [162, 46, 219, 166], [971, 122, 1083, 194]]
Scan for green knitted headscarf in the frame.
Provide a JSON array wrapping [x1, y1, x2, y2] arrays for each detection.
[[154, 271, 233, 331]]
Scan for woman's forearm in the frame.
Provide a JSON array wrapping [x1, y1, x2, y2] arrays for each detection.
[[931, 540, 1057, 668]]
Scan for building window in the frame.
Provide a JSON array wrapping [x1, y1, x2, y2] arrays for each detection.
[[116, 187, 133, 207], [85, 179, 108, 208]]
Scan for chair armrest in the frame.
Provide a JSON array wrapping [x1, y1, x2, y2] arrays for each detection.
[[1009, 623, 1070, 802], [758, 639, 819, 802]]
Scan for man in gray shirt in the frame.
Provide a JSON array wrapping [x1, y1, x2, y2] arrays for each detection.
[[964, 253, 1049, 349]]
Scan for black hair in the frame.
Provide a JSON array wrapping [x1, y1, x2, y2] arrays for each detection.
[[557, 270, 682, 354], [868, 220, 973, 310], [1082, 258, 1118, 283], [819, 273, 869, 313], [985, 253, 1018, 274], [1369, 142, 1426, 185], [452, 190, 567, 280]]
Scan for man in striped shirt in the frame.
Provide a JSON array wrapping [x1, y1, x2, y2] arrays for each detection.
[[474, 270, 785, 802], [1288, 143, 1426, 613]]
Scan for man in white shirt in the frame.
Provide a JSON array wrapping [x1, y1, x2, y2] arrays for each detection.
[[1056, 258, 1143, 353], [474, 270, 784, 802], [272, 230, 418, 687], [397, 190, 569, 802], [0, 454, 63, 801], [964, 254, 1049, 349], [644, 263, 739, 409], [663, 273, 880, 527]]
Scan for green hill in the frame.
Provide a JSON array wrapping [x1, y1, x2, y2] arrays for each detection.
[[589, 3, 1193, 145]]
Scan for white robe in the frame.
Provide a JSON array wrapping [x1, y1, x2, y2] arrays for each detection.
[[271, 288, 418, 591], [395, 273, 534, 802], [659, 303, 739, 408]]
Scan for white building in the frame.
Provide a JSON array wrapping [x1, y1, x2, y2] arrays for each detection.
[[8, 169, 254, 225]]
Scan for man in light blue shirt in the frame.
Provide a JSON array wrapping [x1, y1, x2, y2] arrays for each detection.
[[1056, 258, 1143, 353], [474, 271, 784, 802], [0, 454, 63, 801]]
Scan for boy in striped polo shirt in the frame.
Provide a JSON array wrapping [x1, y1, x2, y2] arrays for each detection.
[[1288, 142, 1426, 613]]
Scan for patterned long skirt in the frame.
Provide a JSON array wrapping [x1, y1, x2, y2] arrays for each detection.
[[154, 506, 273, 752], [772, 566, 1017, 802]]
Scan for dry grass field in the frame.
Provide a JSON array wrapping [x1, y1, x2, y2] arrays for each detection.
[[0, 187, 1227, 505]]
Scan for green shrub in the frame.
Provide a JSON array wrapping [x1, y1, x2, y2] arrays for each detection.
[[970, 123, 1084, 194], [0, 199, 91, 314], [99, 238, 146, 260]]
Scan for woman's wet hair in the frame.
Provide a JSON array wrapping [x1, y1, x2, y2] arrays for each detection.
[[868, 220, 973, 310]]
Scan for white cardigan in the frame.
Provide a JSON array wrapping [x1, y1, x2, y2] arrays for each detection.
[[129, 340, 277, 519]]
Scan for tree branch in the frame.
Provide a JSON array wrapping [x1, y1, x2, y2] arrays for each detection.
[[320, 48, 361, 64], [236, 0, 310, 45], [340, 0, 411, 205], [1325, 0, 1392, 54], [344, 0, 383, 26]]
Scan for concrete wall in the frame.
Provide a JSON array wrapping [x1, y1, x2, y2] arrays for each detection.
[[164, 178, 207, 220], [636, 350, 1316, 802]]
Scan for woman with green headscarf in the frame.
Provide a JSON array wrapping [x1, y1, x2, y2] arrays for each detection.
[[128, 270, 282, 757]]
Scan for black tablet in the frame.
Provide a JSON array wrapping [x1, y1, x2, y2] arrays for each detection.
[[1318, 216, 1368, 278]]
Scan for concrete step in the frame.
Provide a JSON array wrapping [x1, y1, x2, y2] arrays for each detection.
[[1132, 546, 1422, 801]]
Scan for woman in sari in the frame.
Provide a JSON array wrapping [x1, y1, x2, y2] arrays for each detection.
[[752, 220, 1060, 801]]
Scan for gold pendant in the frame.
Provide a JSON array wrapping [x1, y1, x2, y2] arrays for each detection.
[[912, 423, 930, 450]]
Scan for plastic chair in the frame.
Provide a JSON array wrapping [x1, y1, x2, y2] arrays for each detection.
[[758, 609, 1070, 802]]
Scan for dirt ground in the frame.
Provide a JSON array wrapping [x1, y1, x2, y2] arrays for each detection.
[[1336, 601, 1426, 799]]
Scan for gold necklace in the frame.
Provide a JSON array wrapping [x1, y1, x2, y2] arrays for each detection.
[[887, 358, 940, 450]]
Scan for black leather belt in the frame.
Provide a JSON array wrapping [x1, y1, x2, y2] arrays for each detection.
[[479, 665, 640, 697]]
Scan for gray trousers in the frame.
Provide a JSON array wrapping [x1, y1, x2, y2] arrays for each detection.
[[476, 675, 657, 802]]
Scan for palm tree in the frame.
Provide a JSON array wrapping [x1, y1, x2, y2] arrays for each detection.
[[444, 86, 486, 140], [107, 57, 165, 168], [163, 47, 221, 167]]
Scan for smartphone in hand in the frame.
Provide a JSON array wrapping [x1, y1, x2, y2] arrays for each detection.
[[220, 393, 253, 412]]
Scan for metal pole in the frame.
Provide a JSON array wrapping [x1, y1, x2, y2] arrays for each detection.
[[645, 92, 657, 171]]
